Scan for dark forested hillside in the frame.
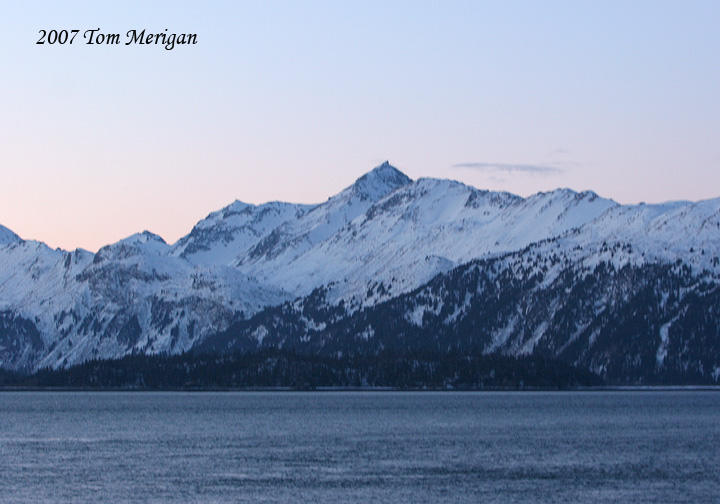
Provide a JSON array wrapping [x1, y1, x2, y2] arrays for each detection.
[[0, 349, 602, 390], [199, 248, 720, 385]]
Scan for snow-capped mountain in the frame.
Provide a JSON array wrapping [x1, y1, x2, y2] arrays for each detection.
[[1, 162, 719, 382], [175, 163, 618, 307], [0, 231, 288, 371]]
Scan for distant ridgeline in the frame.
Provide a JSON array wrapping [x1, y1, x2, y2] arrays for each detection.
[[0, 163, 719, 385]]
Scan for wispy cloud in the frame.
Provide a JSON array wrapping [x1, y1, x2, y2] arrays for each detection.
[[453, 162, 563, 175], [550, 148, 570, 156]]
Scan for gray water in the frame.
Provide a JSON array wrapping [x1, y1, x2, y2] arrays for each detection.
[[0, 391, 717, 503]]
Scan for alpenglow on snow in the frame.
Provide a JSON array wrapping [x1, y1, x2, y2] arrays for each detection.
[[1, 162, 719, 383]]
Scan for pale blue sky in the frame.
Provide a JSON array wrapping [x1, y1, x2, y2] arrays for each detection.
[[2, 1, 719, 251]]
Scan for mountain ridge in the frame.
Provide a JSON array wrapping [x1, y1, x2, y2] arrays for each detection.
[[0, 162, 718, 382]]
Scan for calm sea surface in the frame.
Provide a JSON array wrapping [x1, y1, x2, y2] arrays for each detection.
[[0, 391, 717, 503]]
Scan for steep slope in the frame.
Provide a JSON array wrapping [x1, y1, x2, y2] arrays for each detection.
[[200, 236, 720, 384], [0, 231, 289, 370], [171, 201, 312, 266], [233, 177, 617, 306], [235, 162, 413, 275], [0, 225, 20, 246], [0, 240, 94, 370], [173, 161, 411, 269]]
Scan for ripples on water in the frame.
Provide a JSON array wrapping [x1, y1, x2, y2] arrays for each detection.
[[0, 391, 718, 503]]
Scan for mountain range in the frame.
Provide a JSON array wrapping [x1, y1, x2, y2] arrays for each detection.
[[1, 162, 718, 383]]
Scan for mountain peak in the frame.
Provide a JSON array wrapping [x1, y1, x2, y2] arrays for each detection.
[[121, 230, 167, 245], [351, 162, 412, 201]]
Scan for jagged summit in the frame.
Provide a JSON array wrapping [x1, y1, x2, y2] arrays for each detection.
[[350, 161, 412, 201]]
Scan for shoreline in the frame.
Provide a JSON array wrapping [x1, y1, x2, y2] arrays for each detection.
[[1, 385, 719, 393]]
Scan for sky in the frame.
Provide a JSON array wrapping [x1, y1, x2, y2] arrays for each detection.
[[1, 1, 719, 252]]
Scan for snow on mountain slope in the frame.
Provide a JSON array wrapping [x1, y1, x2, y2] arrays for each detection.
[[234, 162, 413, 271], [554, 197, 720, 274], [1, 161, 719, 373], [0, 241, 93, 315], [171, 162, 623, 309], [613, 198, 720, 262], [0, 229, 290, 370], [44, 232, 289, 369], [202, 228, 720, 384], [0, 225, 20, 246], [0, 240, 95, 369], [173, 161, 412, 270], [172, 201, 312, 265], [234, 177, 618, 307]]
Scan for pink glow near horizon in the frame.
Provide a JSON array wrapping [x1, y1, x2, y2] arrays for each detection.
[[2, 1, 719, 252]]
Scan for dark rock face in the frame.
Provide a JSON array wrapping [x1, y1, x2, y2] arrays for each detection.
[[0, 311, 45, 372]]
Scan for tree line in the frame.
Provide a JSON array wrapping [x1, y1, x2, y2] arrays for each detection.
[[0, 348, 603, 390]]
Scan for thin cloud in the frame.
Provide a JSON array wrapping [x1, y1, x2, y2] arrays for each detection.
[[551, 148, 570, 156], [453, 162, 563, 175]]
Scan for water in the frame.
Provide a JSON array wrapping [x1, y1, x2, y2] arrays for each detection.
[[0, 391, 718, 503]]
